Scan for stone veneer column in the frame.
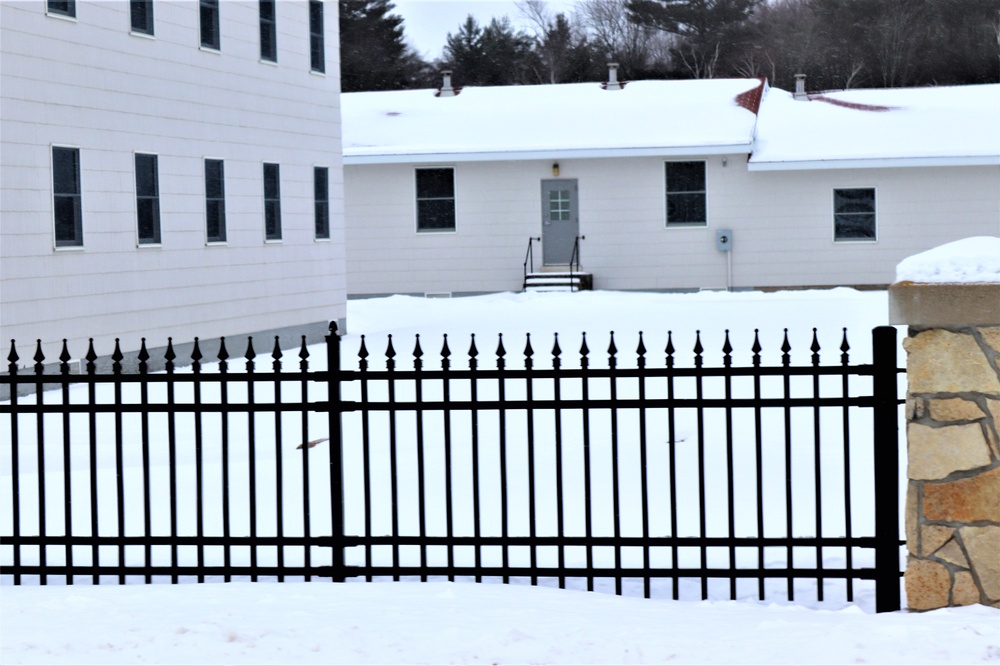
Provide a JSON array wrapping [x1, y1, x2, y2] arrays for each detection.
[[890, 282, 1000, 610]]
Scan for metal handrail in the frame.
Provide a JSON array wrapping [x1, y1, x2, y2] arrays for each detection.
[[569, 235, 585, 291], [522, 236, 540, 291]]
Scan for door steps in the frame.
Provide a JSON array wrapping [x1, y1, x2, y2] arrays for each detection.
[[523, 272, 593, 292]]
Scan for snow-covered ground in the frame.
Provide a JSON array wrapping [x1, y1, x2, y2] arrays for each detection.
[[3, 288, 999, 665]]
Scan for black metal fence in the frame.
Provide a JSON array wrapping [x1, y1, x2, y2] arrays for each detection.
[[0, 325, 903, 612]]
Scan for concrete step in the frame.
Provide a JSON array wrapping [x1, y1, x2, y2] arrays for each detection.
[[523, 272, 592, 292]]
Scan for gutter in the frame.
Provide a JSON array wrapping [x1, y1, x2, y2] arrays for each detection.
[[747, 155, 1000, 171], [344, 144, 754, 165]]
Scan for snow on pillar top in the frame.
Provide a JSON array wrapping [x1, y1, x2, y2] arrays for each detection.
[[889, 237, 1000, 326]]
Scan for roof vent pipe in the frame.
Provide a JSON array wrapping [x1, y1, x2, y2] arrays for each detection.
[[793, 73, 808, 100], [604, 63, 624, 91], [437, 70, 458, 97]]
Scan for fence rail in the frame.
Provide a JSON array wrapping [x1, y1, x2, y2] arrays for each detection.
[[1, 325, 903, 611]]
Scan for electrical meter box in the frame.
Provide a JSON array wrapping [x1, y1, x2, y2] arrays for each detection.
[[716, 228, 733, 252]]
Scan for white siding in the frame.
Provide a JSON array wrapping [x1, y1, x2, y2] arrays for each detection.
[[1, 1, 346, 364], [345, 157, 1000, 295]]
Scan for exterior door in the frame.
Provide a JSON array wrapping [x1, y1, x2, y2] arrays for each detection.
[[541, 179, 578, 265]]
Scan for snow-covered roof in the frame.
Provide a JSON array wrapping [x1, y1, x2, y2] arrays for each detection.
[[895, 237, 1000, 284], [749, 84, 1000, 170], [341, 78, 765, 164], [341, 79, 1000, 170]]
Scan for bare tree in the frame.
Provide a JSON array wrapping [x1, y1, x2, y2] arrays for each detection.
[[575, 0, 672, 78]]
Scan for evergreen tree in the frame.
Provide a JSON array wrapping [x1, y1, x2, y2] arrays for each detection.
[[441, 16, 537, 86], [339, 0, 426, 91], [626, 0, 762, 77]]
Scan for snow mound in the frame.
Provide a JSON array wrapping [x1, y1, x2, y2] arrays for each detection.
[[895, 237, 1000, 284]]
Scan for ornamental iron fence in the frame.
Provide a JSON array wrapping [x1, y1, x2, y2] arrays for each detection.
[[0, 325, 903, 612]]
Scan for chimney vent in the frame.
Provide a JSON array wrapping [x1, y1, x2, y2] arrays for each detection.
[[603, 63, 624, 91], [437, 70, 459, 97], [793, 74, 808, 100]]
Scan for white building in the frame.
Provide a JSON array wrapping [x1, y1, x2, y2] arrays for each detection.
[[341, 75, 999, 296], [0, 0, 346, 369]]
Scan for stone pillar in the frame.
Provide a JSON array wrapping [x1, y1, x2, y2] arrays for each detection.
[[890, 282, 1000, 610]]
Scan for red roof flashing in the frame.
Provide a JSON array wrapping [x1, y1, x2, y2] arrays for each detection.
[[735, 77, 767, 114]]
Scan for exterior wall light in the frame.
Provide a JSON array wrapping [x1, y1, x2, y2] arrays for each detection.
[[552, 163, 560, 176]]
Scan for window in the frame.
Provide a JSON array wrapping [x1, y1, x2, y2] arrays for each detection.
[[549, 189, 570, 221], [834, 188, 876, 241], [205, 159, 226, 242], [314, 166, 329, 239], [130, 0, 153, 35], [259, 0, 276, 61], [52, 147, 83, 247], [263, 163, 281, 240], [415, 168, 455, 232], [47, 1, 75, 18], [309, 0, 324, 73], [134, 154, 161, 245], [665, 161, 706, 226], [200, 0, 219, 49]]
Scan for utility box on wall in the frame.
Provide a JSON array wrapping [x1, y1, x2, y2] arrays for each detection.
[[716, 228, 733, 252]]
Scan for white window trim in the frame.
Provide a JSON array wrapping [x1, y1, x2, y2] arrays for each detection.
[[134, 151, 161, 248], [313, 163, 332, 242], [45, 4, 77, 22], [262, 161, 282, 243], [832, 186, 878, 244], [663, 159, 709, 229], [203, 155, 227, 246], [414, 166, 458, 235], [128, 0, 155, 38], [51, 144, 84, 252]]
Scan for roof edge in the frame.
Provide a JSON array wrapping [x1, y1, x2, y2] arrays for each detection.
[[747, 155, 1000, 171], [344, 144, 754, 165]]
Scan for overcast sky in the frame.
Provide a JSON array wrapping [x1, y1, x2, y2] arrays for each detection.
[[392, 0, 580, 60]]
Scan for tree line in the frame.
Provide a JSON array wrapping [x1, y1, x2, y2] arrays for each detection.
[[340, 0, 1000, 92]]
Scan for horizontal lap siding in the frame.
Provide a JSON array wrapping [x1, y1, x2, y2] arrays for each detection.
[[346, 155, 999, 295], [1, 1, 347, 363]]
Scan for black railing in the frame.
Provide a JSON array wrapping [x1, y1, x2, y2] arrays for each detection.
[[0, 325, 904, 611], [569, 235, 585, 291], [522, 236, 541, 291]]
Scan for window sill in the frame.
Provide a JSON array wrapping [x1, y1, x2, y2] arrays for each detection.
[[259, 58, 278, 66], [310, 69, 327, 77], [54, 244, 84, 252], [664, 223, 708, 229], [137, 242, 162, 248], [264, 239, 283, 244], [834, 238, 878, 244], [199, 46, 222, 54], [130, 30, 155, 40], [206, 240, 228, 246], [46, 12, 77, 22], [314, 237, 331, 243], [416, 228, 457, 235]]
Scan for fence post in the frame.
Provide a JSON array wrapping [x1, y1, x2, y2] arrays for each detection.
[[872, 325, 901, 612], [326, 321, 346, 582]]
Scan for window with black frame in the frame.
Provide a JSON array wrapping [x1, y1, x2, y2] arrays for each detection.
[[200, 0, 219, 49], [314, 166, 330, 239], [259, 0, 276, 61], [205, 159, 226, 243], [415, 168, 455, 232], [135, 153, 160, 245], [47, 1, 75, 18], [52, 147, 83, 247], [264, 163, 281, 240], [665, 161, 707, 226], [309, 0, 324, 72], [130, 0, 153, 35], [833, 188, 876, 241]]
